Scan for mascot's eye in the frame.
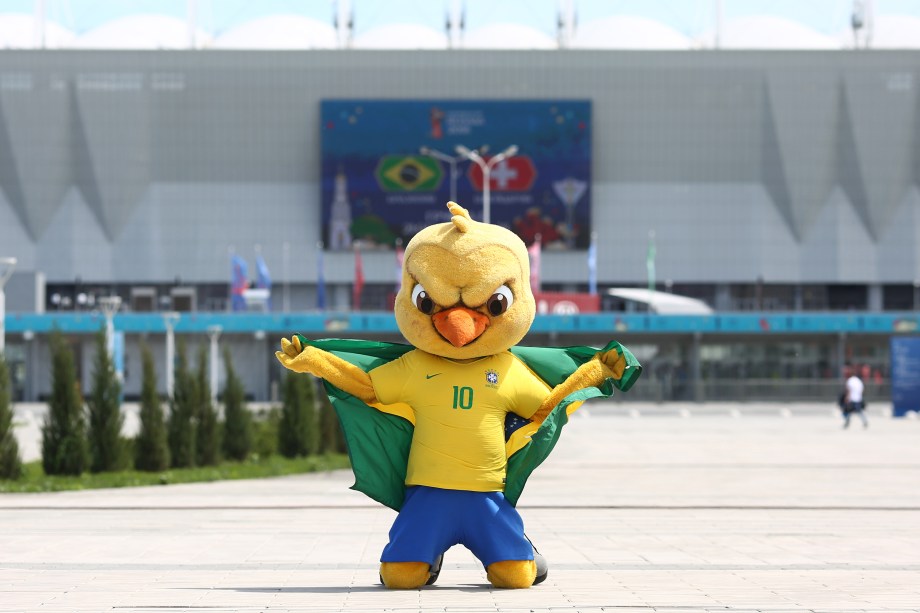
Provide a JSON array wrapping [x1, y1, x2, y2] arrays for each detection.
[[411, 283, 435, 314], [486, 285, 514, 316]]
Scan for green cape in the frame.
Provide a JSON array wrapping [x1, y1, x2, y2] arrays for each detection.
[[297, 336, 641, 511]]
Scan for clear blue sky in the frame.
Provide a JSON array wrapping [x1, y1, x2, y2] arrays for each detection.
[[3, 0, 920, 36]]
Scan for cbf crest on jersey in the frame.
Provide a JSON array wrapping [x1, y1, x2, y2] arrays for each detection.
[[485, 369, 500, 388]]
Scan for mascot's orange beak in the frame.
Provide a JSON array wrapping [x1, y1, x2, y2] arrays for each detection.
[[432, 306, 490, 347]]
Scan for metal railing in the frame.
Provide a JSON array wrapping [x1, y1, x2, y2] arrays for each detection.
[[618, 378, 890, 404]]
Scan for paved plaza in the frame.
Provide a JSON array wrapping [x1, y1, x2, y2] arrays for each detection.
[[2, 402, 920, 612]]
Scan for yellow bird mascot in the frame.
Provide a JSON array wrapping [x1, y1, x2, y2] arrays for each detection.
[[277, 201, 641, 589]]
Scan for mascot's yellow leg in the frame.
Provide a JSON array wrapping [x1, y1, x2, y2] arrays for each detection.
[[486, 559, 537, 589], [379, 562, 431, 589]]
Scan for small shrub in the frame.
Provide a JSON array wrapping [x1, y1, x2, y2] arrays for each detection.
[[195, 347, 220, 467], [87, 327, 124, 473], [221, 349, 251, 461], [167, 338, 196, 468], [0, 355, 23, 480], [278, 373, 319, 458], [135, 342, 170, 472], [41, 330, 88, 476], [317, 385, 346, 454], [252, 407, 280, 458]]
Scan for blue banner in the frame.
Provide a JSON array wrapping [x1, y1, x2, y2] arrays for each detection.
[[320, 99, 592, 250], [891, 336, 920, 417]]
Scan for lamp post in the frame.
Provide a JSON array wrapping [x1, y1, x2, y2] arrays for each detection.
[[98, 296, 123, 387], [455, 144, 518, 224], [419, 146, 465, 204], [163, 312, 180, 398], [0, 257, 17, 357], [207, 325, 222, 404], [98, 296, 122, 358]]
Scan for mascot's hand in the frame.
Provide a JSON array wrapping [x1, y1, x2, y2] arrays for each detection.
[[275, 336, 322, 375], [275, 336, 378, 404], [279, 335, 306, 359], [597, 347, 627, 381], [531, 347, 627, 423]]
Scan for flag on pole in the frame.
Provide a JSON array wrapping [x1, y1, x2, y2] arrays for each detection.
[[316, 242, 326, 310], [528, 234, 541, 293], [353, 246, 365, 311], [255, 254, 271, 290], [587, 231, 597, 295], [255, 252, 272, 310], [231, 254, 248, 311], [395, 239, 404, 294], [646, 230, 656, 293]]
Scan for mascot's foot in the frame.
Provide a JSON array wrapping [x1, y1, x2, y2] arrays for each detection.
[[532, 548, 548, 585], [379, 561, 433, 589], [426, 554, 443, 585], [486, 559, 537, 589], [378, 554, 442, 588], [525, 535, 548, 585]]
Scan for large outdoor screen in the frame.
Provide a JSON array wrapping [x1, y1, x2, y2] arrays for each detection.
[[320, 100, 592, 251]]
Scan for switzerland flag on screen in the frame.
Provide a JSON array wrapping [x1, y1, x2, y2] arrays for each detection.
[[467, 156, 536, 191]]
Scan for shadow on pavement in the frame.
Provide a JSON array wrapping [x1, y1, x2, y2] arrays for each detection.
[[214, 584, 494, 593]]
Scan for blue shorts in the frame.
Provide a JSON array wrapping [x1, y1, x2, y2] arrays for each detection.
[[380, 486, 534, 568]]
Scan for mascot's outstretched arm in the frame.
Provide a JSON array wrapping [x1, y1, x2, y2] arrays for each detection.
[[275, 335, 378, 405], [530, 347, 627, 424]]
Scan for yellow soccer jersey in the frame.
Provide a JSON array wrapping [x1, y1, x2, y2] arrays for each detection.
[[368, 349, 551, 492]]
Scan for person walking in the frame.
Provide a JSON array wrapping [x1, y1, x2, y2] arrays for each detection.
[[842, 367, 868, 429]]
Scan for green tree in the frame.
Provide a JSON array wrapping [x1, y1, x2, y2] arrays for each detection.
[[41, 330, 88, 475], [87, 327, 124, 473], [135, 342, 170, 471], [195, 346, 220, 466], [317, 385, 346, 454], [252, 407, 280, 458], [0, 355, 23, 480], [278, 373, 318, 458], [221, 348, 252, 461], [167, 338, 196, 468]]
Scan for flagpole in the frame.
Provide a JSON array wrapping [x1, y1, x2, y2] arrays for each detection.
[[588, 231, 597, 296], [316, 241, 326, 311], [528, 233, 541, 294], [647, 230, 656, 312], [282, 241, 290, 312], [394, 238, 404, 294], [352, 244, 364, 312]]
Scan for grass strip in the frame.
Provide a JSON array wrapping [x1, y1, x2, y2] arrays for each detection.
[[0, 454, 350, 493]]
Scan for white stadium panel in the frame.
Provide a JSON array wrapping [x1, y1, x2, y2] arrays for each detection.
[[212, 15, 337, 50], [352, 23, 448, 49], [462, 23, 557, 49], [570, 16, 692, 50], [0, 13, 74, 48], [864, 14, 920, 49], [69, 14, 211, 50], [702, 15, 840, 49]]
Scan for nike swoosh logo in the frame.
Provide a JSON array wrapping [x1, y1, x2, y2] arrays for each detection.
[[426, 373, 442, 379]]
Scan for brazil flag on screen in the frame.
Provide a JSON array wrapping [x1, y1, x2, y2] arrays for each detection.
[[376, 156, 442, 191]]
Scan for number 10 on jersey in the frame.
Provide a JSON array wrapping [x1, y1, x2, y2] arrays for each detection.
[[452, 386, 473, 410]]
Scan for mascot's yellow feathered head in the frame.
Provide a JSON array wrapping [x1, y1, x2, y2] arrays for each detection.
[[394, 201, 535, 360]]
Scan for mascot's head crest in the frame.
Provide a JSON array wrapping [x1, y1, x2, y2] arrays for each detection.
[[448, 201, 473, 234]]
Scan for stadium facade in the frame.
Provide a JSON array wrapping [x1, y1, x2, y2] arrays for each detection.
[[1, 50, 919, 402]]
